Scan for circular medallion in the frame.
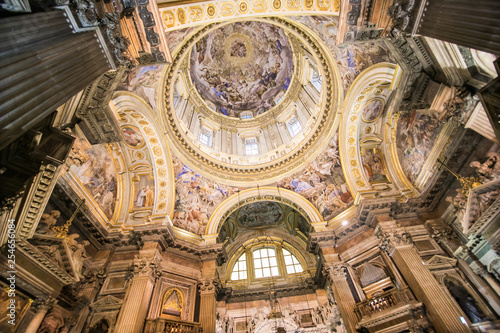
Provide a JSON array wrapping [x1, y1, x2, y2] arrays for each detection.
[[207, 4, 216, 17], [239, 1, 249, 13], [362, 98, 384, 122]]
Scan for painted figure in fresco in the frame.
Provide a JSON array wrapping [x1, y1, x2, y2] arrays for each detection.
[[122, 127, 142, 147], [135, 188, 147, 207], [145, 186, 154, 207]]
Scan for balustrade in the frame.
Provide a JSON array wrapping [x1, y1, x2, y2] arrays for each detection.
[[354, 287, 416, 320], [144, 318, 203, 333]]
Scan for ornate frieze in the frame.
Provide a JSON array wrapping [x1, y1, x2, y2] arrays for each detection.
[[159, 0, 340, 32]]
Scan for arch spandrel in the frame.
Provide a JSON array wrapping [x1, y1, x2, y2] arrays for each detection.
[[339, 63, 419, 204]]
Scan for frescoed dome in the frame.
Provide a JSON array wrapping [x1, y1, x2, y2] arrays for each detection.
[[189, 21, 294, 116]]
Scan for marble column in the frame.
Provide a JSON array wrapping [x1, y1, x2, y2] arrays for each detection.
[[114, 257, 160, 333], [377, 222, 471, 333], [25, 297, 56, 333], [198, 278, 218, 333], [322, 262, 358, 333]]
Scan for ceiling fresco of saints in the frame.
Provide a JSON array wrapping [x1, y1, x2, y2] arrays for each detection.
[[189, 21, 294, 116], [64, 126, 117, 219], [275, 133, 353, 221], [172, 155, 240, 235], [117, 65, 164, 110], [396, 109, 444, 183], [237, 202, 283, 229]]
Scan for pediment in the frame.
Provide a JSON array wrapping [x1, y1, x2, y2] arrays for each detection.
[[90, 295, 123, 311], [425, 255, 457, 268]]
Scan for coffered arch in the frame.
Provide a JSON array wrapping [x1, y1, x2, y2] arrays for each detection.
[[203, 187, 324, 244]]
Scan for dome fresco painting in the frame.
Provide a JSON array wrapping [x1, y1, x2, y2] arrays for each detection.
[[189, 21, 294, 117], [5, 3, 500, 331]]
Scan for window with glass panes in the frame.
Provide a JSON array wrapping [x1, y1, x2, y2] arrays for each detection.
[[231, 253, 247, 280], [287, 117, 302, 137], [253, 248, 279, 278], [282, 249, 304, 274], [245, 138, 259, 155]]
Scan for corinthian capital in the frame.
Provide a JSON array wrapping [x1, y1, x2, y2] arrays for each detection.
[[198, 278, 220, 294], [377, 229, 412, 255], [33, 296, 57, 312], [322, 263, 347, 280], [125, 258, 161, 281]]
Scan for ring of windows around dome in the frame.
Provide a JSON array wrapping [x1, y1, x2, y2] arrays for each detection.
[[161, 17, 342, 185]]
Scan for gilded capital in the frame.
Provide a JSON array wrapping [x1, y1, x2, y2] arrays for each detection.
[[125, 258, 161, 281]]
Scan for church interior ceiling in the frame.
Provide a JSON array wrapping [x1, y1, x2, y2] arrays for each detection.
[[48, 14, 497, 247], [2, 0, 500, 331]]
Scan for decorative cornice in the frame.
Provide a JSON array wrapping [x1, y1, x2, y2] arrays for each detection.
[[17, 239, 78, 285], [376, 228, 412, 255], [76, 70, 125, 145], [307, 231, 337, 254]]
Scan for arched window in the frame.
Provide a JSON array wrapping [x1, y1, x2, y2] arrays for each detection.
[[282, 249, 303, 274], [231, 253, 247, 280], [253, 247, 279, 278], [229, 244, 306, 282]]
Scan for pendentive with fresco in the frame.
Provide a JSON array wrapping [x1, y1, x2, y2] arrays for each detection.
[[1, 2, 500, 333]]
